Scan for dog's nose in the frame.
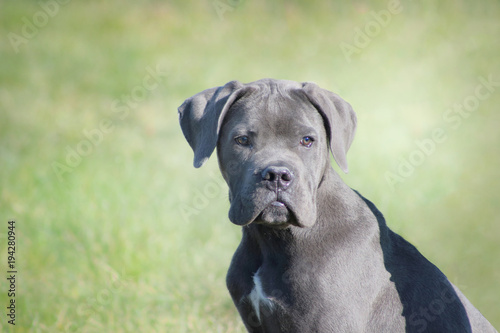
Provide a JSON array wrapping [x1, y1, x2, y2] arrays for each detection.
[[261, 166, 293, 191]]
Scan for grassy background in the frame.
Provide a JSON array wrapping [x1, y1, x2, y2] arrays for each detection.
[[1, 0, 499, 331]]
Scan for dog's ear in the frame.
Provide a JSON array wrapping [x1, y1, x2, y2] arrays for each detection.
[[301, 82, 357, 173], [178, 80, 253, 168]]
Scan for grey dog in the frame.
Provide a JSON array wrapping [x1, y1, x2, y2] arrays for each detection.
[[178, 78, 496, 332]]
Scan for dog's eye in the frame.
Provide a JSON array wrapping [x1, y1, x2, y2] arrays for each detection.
[[300, 136, 314, 148], [235, 136, 250, 146]]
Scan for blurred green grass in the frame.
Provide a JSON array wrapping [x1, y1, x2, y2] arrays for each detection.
[[0, 0, 499, 331]]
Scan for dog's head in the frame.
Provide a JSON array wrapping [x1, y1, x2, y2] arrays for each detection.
[[179, 79, 357, 228]]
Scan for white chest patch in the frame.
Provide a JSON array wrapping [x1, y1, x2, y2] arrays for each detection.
[[248, 268, 274, 322]]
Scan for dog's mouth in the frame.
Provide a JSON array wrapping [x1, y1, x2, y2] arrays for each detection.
[[229, 185, 314, 228], [255, 198, 298, 228]]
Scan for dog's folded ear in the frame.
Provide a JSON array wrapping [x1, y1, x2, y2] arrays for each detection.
[[178, 80, 252, 168], [301, 82, 357, 173]]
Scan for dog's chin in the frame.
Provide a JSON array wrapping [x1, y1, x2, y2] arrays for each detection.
[[255, 201, 297, 229]]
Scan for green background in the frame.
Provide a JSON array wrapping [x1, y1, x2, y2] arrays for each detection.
[[1, 0, 499, 331]]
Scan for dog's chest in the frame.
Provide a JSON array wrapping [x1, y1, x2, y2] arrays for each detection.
[[247, 267, 275, 323]]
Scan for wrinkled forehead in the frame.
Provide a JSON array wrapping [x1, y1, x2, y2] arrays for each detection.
[[221, 89, 326, 137]]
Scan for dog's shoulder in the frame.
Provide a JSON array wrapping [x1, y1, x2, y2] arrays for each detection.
[[355, 190, 482, 332]]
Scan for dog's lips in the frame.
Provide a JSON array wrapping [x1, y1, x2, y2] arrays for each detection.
[[254, 198, 299, 228], [229, 188, 306, 228], [271, 201, 286, 208]]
